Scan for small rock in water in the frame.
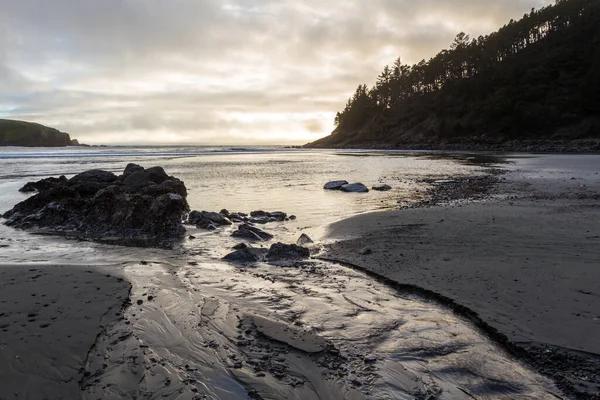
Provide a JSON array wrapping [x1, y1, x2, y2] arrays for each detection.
[[231, 224, 273, 241], [297, 233, 314, 246], [360, 247, 372, 255], [266, 242, 310, 261], [289, 215, 297, 220], [249, 210, 287, 223], [341, 183, 369, 193], [188, 210, 232, 226], [324, 180, 349, 190], [372, 184, 392, 191], [137, 299, 144, 305]]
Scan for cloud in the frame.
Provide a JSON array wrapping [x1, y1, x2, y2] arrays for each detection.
[[0, 0, 552, 144]]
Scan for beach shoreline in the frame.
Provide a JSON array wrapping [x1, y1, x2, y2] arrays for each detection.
[[317, 154, 600, 398]]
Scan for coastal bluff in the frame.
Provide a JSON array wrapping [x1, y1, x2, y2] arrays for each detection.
[[0, 119, 80, 147]]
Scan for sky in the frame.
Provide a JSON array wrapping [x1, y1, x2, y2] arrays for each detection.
[[0, 0, 553, 145]]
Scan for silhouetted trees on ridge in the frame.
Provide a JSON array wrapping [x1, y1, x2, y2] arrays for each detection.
[[319, 0, 600, 148]]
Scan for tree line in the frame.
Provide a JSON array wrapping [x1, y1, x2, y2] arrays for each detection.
[[332, 0, 600, 143]]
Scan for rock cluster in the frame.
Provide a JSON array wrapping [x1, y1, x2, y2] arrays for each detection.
[[325, 180, 391, 193], [223, 242, 310, 264], [3, 164, 189, 247]]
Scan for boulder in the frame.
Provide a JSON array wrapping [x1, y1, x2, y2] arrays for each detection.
[[297, 233, 314, 246], [372, 184, 392, 191], [231, 224, 273, 241], [266, 243, 310, 261], [188, 211, 232, 226], [19, 176, 68, 193], [202, 211, 233, 226], [2, 165, 189, 248], [324, 180, 348, 190], [341, 183, 369, 193], [222, 247, 268, 263]]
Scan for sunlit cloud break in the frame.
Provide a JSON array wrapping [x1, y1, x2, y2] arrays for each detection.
[[0, 0, 552, 144]]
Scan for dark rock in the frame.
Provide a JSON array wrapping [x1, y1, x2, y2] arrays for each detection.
[[324, 180, 348, 190], [266, 243, 310, 261], [297, 234, 314, 246], [68, 169, 118, 196], [139, 178, 187, 198], [188, 210, 232, 226], [233, 243, 248, 250], [228, 212, 245, 222], [341, 183, 369, 193], [231, 224, 273, 241], [223, 247, 268, 263], [122, 163, 144, 178], [248, 216, 271, 224], [360, 247, 372, 255], [249, 210, 287, 223], [289, 215, 297, 220], [123, 166, 169, 191], [69, 169, 118, 185], [19, 176, 68, 193], [188, 210, 205, 225], [202, 211, 232, 226], [372, 184, 392, 191], [3, 165, 189, 248], [220, 209, 230, 216]]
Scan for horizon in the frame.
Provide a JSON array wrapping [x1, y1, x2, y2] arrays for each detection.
[[1, 0, 552, 145]]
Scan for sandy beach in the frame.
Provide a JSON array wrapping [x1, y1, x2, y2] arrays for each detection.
[[319, 154, 600, 397], [0, 153, 598, 399], [0, 264, 130, 399]]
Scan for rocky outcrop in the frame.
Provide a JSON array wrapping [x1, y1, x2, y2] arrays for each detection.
[[324, 180, 348, 190], [2, 164, 189, 247], [341, 183, 369, 193]]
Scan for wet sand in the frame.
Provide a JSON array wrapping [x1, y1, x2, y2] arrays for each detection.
[[319, 154, 600, 398], [0, 264, 130, 399]]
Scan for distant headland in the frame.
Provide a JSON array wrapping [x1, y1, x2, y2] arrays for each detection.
[[0, 119, 85, 147]]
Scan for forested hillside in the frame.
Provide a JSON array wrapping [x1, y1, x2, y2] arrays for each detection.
[[307, 0, 600, 151]]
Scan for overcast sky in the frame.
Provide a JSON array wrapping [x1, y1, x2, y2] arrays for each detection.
[[0, 0, 552, 145]]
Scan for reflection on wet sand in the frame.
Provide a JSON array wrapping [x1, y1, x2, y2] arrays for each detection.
[[81, 259, 562, 399]]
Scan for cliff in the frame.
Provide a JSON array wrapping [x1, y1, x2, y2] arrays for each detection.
[[0, 119, 79, 147]]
